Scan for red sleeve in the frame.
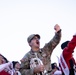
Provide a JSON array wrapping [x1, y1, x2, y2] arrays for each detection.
[[63, 35, 76, 60]]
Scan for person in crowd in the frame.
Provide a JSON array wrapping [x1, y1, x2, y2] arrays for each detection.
[[0, 54, 13, 75], [51, 62, 62, 75], [59, 34, 76, 75], [20, 24, 62, 75], [12, 61, 21, 75]]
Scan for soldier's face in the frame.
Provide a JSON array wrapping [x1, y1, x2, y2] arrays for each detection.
[[29, 36, 40, 48]]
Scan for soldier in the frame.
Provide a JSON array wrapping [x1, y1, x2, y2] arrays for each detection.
[[20, 24, 62, 75]]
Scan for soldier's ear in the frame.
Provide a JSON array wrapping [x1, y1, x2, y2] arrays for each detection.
[[29, 42, 32, 47]]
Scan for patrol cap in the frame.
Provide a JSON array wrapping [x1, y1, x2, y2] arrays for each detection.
[[27, 34, 40, 43]]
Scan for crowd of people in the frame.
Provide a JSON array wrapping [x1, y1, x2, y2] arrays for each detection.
[[0, 54, 21, 75], [0, 24, 76, 75]]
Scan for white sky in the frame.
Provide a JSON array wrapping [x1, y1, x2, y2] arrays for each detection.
[[0, 0, 76, 64]]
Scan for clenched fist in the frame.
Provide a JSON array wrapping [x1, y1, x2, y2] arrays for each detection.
[[54, 24, 61, 33]]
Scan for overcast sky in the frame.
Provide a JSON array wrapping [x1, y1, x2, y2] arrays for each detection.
[[0, 0, 76, 64]]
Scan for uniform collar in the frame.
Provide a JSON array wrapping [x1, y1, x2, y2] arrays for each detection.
[[30, 49, 42, 54]]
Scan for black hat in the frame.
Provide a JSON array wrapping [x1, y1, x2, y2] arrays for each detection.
[[51, 63, 57, 69], [61, 41, 70, 49], [0, 54, 9, 63], [12, 61, 19, 68]]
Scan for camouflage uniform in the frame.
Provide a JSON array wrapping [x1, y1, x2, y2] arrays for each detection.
[[20, 30, 61, 75]]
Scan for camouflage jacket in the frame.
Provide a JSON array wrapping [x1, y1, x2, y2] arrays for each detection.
[[20, 30, 61, 75]]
